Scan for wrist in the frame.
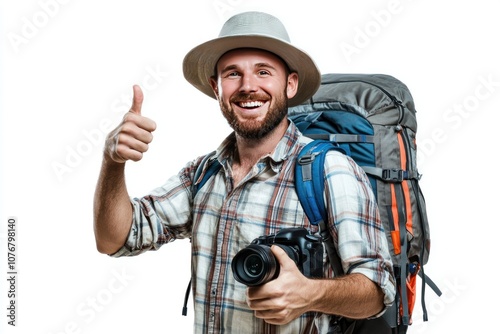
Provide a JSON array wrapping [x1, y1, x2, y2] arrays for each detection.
[[305, 277, 328, 313], [103, 150, 126, 168]]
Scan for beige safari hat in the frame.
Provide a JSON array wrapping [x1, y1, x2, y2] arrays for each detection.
[[182, 11, 321, 107]]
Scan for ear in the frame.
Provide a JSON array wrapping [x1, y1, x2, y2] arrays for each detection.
[[286, 72, 299, 100], [209, 76, 220, 99]]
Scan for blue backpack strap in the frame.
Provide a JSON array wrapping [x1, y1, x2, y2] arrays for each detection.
[[296, 140, 345, 226], [296, 139, 346, 277], [192, 151, 221, 197]]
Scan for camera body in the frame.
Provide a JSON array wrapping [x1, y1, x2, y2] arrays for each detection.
[[231, 227, 324, 286]]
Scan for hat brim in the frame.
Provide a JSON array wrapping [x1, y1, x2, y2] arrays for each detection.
[[183, 35, 320, 107]]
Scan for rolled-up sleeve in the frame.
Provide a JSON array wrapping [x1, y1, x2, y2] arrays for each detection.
[[111, 170, 193, 258], [325, 151, 396, 311]]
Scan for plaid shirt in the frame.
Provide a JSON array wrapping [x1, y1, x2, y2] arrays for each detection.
[[113, 122, 395, 334]]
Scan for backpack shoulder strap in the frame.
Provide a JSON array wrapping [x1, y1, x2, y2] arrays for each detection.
[[184, 151, 221, 316], [192, 151, 221, 197], [296, 140, 347, 226], [295, 140, 346, 277]]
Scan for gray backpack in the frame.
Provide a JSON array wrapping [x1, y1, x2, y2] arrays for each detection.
[[289, 73, 441, 333]]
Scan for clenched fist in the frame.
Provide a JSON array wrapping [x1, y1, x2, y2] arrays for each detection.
[[105, 85, 157, 163]]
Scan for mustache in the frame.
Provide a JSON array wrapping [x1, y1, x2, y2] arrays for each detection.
[[230, 92, 270, 103]]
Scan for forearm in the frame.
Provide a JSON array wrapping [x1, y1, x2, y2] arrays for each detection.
[[93, 155, 133, 255], [308, 273, 385, 319]]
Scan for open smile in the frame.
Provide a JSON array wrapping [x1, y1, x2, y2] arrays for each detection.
[[237, 100, 266, 109]]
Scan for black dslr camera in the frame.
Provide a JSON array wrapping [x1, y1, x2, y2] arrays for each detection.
[[231, 227, 324, 286]]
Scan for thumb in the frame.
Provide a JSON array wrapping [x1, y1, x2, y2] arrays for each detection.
[[271, 245, 295, 270], [130, 84, 144, 115]]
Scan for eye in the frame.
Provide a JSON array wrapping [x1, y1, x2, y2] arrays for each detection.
[[223, 71, 241, 78], [258, 70, 270, 76]]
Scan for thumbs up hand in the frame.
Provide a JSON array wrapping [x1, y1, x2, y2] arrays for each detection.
[[105, 85, 157, 163]]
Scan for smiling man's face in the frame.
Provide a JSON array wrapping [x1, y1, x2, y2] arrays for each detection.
[[210, 48, 298, 139]]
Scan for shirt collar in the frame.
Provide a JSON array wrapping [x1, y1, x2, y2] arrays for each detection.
[[215, 121, 303, 166]]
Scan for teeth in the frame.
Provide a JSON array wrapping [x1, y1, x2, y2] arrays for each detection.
[[239, 101, 264, 108]]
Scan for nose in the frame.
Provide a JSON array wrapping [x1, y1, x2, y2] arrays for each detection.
[[239, 73, 258, 93]]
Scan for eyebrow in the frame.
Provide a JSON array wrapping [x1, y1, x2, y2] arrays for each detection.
[[219, 62, 278, 75], [254, 62, 278, 71]]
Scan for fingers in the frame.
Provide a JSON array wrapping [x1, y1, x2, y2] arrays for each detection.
[[246, 245, 310, 324], [122, 110, 157, 133], [111, 125, 153, 162], [105, 85, 157, 163], [246, 246, 296, 305]]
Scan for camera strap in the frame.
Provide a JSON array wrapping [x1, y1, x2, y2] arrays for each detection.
[[318, 221, 344, 277], [182, 278, 191, 316]]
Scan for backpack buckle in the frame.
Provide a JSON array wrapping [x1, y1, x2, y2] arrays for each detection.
[[382, 169, 404, 182], [298, 153, 317, 165], [298, 153, 318, 181]]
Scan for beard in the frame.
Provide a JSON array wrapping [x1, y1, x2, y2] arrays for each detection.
[[219, 89, 288, 140]]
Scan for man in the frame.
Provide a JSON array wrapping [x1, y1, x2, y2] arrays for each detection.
[[94, 11, 395, 333]]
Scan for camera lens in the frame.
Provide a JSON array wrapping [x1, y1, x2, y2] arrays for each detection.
[[231, 245, 278, 286], [243, 254, 264, 278]]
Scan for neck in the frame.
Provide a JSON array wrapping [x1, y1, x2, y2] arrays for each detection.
[[234, 119, 288, 166], [230, 119, 288, 185]]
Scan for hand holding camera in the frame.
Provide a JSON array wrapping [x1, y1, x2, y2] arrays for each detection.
[[233, 228, 325, 325], [231, 227, 324, 286]]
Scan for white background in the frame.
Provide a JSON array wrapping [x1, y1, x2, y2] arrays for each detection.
[[1, 0, 498, 333]]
